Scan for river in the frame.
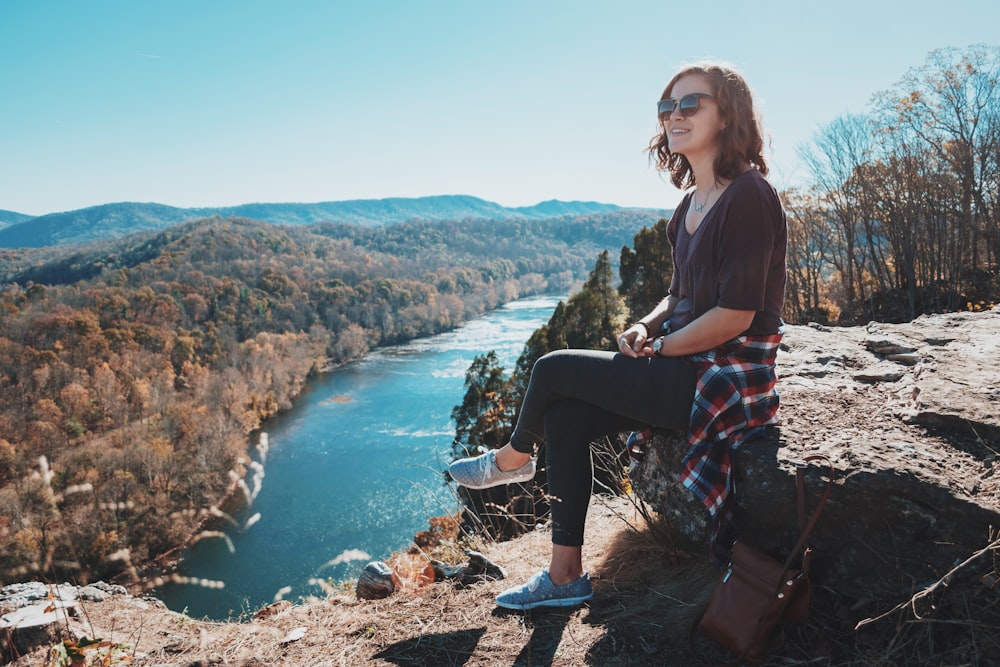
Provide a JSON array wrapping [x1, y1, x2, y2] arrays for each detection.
[[153, 295, 562, 619]]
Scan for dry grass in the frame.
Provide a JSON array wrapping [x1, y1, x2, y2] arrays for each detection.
[[7, 494, 1000, 666]]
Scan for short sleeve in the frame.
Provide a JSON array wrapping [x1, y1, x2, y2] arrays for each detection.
[[715, 181, 782, 312]]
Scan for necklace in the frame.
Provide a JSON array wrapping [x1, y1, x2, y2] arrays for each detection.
[[694, 182, 717, 212]]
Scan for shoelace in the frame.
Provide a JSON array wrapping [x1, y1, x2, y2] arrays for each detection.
[[482, 454, 498, 481]]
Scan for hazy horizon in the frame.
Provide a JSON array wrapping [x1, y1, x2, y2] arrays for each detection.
[[0, 193, 661, 220]]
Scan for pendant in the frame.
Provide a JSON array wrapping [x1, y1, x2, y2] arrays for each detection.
[[694, 202, 704, 212]]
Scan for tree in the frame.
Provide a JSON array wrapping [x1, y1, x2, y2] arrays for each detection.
[[798, 113, 874, 309], [876, 45, 1000, 274], [560, 250, 627, 351], [619, 217, 673, 320], [451, 352, 514, 460], [790, 45, 999, 323], [783, 188, 836, 324]]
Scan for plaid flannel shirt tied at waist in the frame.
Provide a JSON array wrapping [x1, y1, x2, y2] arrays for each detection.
[[680, 329, 783, 519]]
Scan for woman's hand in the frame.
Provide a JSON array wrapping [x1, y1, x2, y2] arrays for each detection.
[[617, 323, 653, 358]]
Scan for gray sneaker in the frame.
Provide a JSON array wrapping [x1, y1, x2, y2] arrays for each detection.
[[448, 450, 535, 489], [495, 570, 593, 610]]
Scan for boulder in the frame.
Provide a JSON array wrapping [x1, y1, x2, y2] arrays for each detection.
[[355, 561, 400, 600], [631, 307, 1000, 607], [0, 581, 129, 663], [1, 598, 81, 663]]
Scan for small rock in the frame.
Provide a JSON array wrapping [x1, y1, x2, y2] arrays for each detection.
[[139, 595, 167, 609], [864, 335, 917, 355], [886, 352, 921, 366], [164, 637, 195, 653], [431, 551, 507, 587], [253, 600, 292, 621], [89, 581, 127, 596], [355, 561, 399, 600], [430, 560, 466, 581], [459, 551, 507, 586], [853, 361, 907, 383], [78, 585, 107, 602], [279, 626, 308, 645], [185, 657, 223, 666]]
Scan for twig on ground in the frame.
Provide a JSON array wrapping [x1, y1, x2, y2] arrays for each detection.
[[855, 535, 1000, 630]]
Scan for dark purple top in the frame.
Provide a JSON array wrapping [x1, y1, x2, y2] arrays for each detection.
[[667, 168, 787, 336]]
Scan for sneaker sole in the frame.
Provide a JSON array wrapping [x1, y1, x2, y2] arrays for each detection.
[[448, 457, 535, 489], [495, 593, 593, 611], [451, 473, 535, 490]]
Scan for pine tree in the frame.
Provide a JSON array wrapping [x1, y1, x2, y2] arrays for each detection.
[[619, 217, 673, 320], [450, 351, 514, 459], [563, 250, 627, 350]]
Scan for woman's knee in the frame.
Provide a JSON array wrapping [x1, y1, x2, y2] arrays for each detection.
[[527, 350, 564, 389], [533, 349, 571, 371], [531, 348, 592, 383]]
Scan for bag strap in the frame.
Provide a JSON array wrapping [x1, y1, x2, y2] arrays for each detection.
[[780, 455, 835, 575], [796, 462, 811, 574]]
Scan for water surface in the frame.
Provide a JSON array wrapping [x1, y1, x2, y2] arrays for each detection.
[[155, 296, 561, 618]]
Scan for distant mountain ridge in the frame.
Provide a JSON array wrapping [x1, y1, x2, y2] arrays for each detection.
[[0, 209, 33, 228], [0, 196, 655, 249]]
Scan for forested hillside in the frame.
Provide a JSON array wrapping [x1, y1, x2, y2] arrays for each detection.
[[0, 210, 663, 585]]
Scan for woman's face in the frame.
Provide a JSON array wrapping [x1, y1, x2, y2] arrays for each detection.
[[662, 74, 726, 161]]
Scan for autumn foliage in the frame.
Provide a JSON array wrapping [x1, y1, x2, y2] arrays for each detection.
[[0, 212, 658, 585], [787, 45, 999, 324]]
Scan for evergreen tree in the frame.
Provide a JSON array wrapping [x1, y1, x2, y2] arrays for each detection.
[[450, 351, 514, 459], [562, 250, 627, 350], [619, 217, 673, 320]]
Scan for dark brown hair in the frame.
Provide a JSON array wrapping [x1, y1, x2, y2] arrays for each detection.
[[647, 63, 767, 188]]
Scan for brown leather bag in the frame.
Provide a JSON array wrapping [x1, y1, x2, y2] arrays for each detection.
[[696, 455, 834, 665]]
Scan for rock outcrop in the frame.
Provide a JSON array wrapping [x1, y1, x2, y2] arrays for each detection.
[[632, 307, 1000, 607], [0, 582, 132, 664]]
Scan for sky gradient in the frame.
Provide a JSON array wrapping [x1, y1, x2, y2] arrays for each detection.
[[2, 1, 998, 216]]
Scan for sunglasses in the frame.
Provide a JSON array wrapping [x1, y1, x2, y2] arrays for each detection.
[[657, 93, 715, 119]]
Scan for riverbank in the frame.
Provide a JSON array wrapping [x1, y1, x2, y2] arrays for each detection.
[[147, 296, 565, 618]]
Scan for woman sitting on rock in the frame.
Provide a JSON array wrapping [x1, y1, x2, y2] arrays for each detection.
[[449, 61, 788, 610]]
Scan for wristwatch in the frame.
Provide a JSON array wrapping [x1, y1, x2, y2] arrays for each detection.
[[651, 337, 664, 356]]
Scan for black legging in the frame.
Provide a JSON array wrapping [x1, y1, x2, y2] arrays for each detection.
[[510, 349, 697, 546]]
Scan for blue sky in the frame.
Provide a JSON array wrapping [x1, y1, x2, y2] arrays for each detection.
[[2, 1, 998, 217]]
